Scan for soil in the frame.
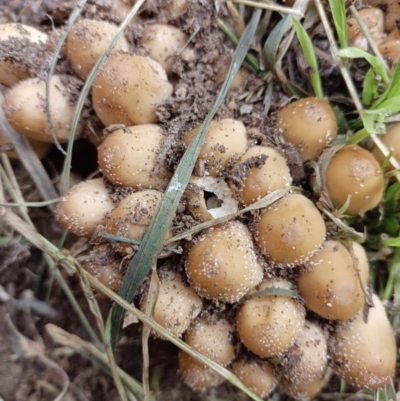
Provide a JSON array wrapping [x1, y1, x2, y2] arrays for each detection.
[[0, 0, 399, 401]]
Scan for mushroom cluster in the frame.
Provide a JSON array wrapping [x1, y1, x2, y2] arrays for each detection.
[[0, 2, 396, 400]]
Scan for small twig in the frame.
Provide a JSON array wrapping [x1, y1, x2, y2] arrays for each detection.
[[230, 0, 303, 16]]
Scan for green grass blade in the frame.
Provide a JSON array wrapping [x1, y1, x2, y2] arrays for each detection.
[[46, 0, 86, 155], [109, 8, 263, 347], [372, 62, 400, 110], [328, 0, 347, 49], [362, 68, 378, 106], [59, 0, 145, 195], [337, 47, 389, 84], [292, 16, 323, 98]]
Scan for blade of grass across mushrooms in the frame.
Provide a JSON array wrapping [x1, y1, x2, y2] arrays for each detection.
[[46, 0, 87, 155], [109, 8, 263, 347], [59, 0, 145, 195]]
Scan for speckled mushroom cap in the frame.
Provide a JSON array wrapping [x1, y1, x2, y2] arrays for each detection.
[[332, 294, 396, 389], [56, 178, 114, 237], [236, 279, 305, 358], [185, 220, 263, 303]]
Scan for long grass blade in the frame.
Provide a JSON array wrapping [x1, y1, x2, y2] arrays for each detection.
[[60, 0, 145, 195], [110, 8, 263, 347], [328, 0, 347, 49], [47, 323, 148, 400], [292, 16, 323, 98], [46, 0, 87, 154]]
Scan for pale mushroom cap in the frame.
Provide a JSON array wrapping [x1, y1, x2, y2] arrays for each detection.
[[284, 322, 328, 384], [178, 351, 224, 390], [239, 146, 292, 205], [56, 178, 114, 237], [183, 316, 236, 367], [141, 23, 187, 75], [183, 118, 248, 176], [185, 220, 264, 303], [67, 19, 129, 79], [105, 189, 169, 255], [276, 97, 337, 162], [332, 294, 396, 389], [2, 75, 81, 143], [98, 124, 172, 189], [372, 122, 400, 171], [236, 279, 305, 358], [0, 23, 47, 87], [325, 145, 384, 215], [92, 54, 173, 126], [255, 193, 326, 266], [166, 0, 188, 19], [297, 240, 365, 320], [231, 359, 277, 398], [140, 270, 202, 338], [280, 372, 327, 400]]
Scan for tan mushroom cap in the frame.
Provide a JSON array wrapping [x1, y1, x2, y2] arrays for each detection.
[[236, 279, 305, 358], [276, 97, 337, 162], [92, 54, 172, 127], [67, 19, 129, 79], [186, 220, 263, 303], [297, 240, 365, 320], [325, 145, 384, 215], [3, 75, 82, 143], [56, 178, 114, 237], [332, 294, 396, 389], [255, 193, 326, 266], [98, 124, 172, 190]]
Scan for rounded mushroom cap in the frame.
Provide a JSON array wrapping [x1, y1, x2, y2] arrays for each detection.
[[3, 75, 81, 143], [92, 53, 173, 127], [140, 23, 187, 75], [280, 372, 327, 401], [238, 146, 292, 205], [98, 124, 172, 190], [140, 270, 202, 338], [276, 97, 337, 162], [0, 23, 47, 87], [231, 359, 277, 398], [178, 350, 224, 390], [105, 189, 170, 255], [185, 220, 263, 303], [183, 316, 236, 367], [236, 279, 305, 358], [255, 193, 326, 266], [332, 294, 396, 389], [183, 118, 248, 176], [372, 122, 400, 171], [325, 145, 384, 215], [56, 178, 114, 237], [297, 240, 365, 320], [67, 19, 129, 79], [283, 321, 328, 384]]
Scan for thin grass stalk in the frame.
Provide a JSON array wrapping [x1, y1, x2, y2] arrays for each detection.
[[45, 0, 87, 154], [230, 0, 303, 16]]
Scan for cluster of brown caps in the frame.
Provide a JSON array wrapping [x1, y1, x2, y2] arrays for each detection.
[[0, 1, 397, 399]]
